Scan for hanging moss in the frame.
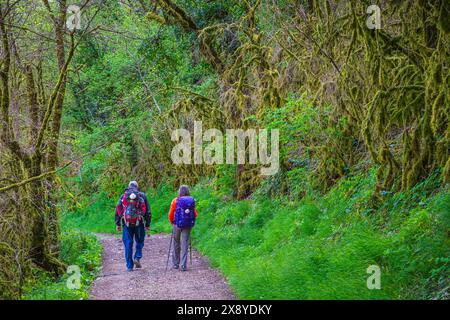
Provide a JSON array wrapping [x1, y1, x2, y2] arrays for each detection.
[[144, 0, 449, 197]]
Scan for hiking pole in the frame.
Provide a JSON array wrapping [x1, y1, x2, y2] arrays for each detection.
[[146, 228, 151, 250], [189, 235, 192, 266], [165, 228, 174, 274]]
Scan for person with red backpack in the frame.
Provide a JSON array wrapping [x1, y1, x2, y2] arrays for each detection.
[[115, 181, 151, 271], [168, 185, 197, 271]]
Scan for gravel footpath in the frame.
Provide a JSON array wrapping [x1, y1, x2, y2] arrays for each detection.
[[89, 233, 236, 300]]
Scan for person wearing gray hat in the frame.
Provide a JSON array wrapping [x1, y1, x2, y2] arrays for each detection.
[[115, 181, 151, 271]]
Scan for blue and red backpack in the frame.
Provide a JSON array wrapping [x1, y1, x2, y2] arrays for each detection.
[[174, 196, 196, 228], [120, 189, 146, 227]]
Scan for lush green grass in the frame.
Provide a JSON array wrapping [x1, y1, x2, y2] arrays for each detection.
[[22, 230, 102, 300], [61, 191, 118, 234]]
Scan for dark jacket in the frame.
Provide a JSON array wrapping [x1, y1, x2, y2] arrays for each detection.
[[115, 187, 151, 227]]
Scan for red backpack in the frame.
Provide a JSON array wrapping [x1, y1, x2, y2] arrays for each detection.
[[120, 189, 146, 227]]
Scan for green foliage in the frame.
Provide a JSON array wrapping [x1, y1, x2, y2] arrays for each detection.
[[61, 191, 117, 234], [147, 183, 178, 234], [37, 0, 448, 301], [259, 94, 350, 198], [214, 164, 238, 199], [22, 230, 102, 300]]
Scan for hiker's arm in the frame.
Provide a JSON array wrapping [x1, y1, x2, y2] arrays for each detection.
[[143, 193, 151, 227], [194, 208, 198, 218], [115, 195, 123, 226], [168, 198, 177, 224]]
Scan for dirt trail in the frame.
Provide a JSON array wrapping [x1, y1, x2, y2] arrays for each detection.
[[89, 233, 236, 300]]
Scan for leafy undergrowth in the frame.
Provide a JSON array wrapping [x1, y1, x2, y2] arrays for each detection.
[[61, 191, 117, 234], [22, 230, 102, 300]]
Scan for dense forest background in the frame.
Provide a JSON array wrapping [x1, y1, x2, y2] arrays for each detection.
[[0, 0, 449, 299]]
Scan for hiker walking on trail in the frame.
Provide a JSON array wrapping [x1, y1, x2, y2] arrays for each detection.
[[168, 185, 197, 271], [115, 181, 151, 271]]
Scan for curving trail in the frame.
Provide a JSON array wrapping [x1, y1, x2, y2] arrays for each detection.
[[89, 233, 235, 300]]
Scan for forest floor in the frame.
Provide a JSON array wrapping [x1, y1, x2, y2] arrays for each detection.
[[89, 233, 236, 300]]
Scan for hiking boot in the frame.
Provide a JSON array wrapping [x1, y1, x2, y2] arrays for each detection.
[[127, 268, 133, 272], [173, 264, 179, 270], [181, 265, 187, 272], [134, 259, 142, 269]]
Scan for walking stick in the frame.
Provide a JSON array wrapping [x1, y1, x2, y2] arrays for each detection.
[[165, 228, 174, 274], [189, 235, 192, 266]]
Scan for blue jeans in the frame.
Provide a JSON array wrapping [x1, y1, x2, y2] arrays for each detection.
[[122, 224, 145, 270]]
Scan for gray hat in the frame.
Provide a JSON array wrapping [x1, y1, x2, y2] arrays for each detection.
[[178, 185, 190, 197], [129, 181, 138, 188]]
